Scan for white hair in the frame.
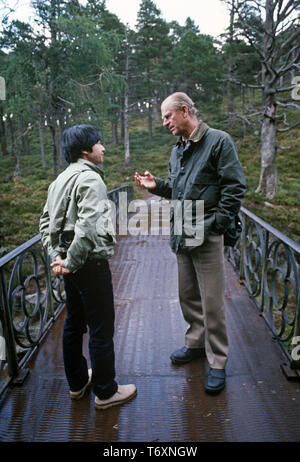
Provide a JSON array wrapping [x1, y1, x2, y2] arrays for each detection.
[[161, 92, 198, 117]]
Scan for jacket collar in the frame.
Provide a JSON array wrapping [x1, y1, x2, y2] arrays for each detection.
[[77, 158, 105, 179], [177, 120, 209, 146]]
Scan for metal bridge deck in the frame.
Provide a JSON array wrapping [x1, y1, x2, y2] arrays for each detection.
[[0, 199, 300, 443]]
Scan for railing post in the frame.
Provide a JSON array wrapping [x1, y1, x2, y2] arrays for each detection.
[[290, 266, 300, 370], [239, 211, 246, 281], [259, 228, 269, 314], [0, 268, 19, 378], [44, 249, 54, 318]]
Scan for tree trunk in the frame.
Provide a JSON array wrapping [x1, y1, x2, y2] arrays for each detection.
[[147, 66, 153, 146], [38, 118, 47, 168], [22, 131, 30, 156], [8, 118, 21, 179], [124, 44, 130, 165], [241, 85, 246, 137], [227, 0, 235, 128], [124, 95, 130, 165], [147, 104, 153, 145], [256, 102, 277, 199], [251, 87, 255, 105], [111, 120, 119, 145], [0, 105, 9, 156], [49, 122, 59, 178], [256, 0, 278, 199], [152, 93, 160, 122], [120, 105, 124, 141], [57, 117, 65, 168], [227, 65, 235, 127], [19, 118, 30, 156]]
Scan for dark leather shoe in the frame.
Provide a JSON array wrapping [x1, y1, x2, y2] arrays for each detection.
[[205, 368, 226, 394], [170, 346, 206, 364]]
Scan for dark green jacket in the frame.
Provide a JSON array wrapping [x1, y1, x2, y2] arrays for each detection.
[[151, 121, 246, 253]]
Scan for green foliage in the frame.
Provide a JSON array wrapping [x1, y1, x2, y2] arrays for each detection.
[[222, 38, 261, 86], [133, 0, 172, 100], [170, 24, 223, 103]]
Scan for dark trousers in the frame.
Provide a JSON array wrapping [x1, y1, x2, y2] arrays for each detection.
[[63, 259, 118, 400]]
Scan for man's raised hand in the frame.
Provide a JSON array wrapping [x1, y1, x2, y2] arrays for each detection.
[[135, 171, 157, 189]]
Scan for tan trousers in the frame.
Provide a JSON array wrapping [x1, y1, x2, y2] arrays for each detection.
[[176, 234, 228, 369]]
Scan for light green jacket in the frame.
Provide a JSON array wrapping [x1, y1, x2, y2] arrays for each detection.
[[39, 158, 116, 272]]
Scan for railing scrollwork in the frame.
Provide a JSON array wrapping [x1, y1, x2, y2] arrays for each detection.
[[227, 206, 300, 376]]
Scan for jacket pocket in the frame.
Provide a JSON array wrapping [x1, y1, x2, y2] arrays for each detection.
[[189, 183, 209, 200], [188, 177, 220, 208], [188, 176, 218, 197], [194, 172, 218, 184]]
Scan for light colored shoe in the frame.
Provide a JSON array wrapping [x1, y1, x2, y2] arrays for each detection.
[[95, 384, 137, 410], [69, 368, 92, 400]]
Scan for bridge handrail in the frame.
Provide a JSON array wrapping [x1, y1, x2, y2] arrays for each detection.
[[227, 206, 300, 372]]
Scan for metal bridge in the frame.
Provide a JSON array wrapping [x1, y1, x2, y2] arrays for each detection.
[[0, 188, 299, 443]]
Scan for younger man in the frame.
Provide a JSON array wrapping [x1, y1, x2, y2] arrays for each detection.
[[40, 124, 136, 409]]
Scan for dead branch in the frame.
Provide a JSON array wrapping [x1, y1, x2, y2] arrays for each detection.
[[276, 100, 300, 110], [277, 119, 300, 132]]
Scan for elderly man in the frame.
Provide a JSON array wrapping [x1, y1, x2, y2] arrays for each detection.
[[135, 92, 246, 394]]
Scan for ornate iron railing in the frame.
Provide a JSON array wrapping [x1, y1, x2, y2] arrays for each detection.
[[0, 185, 133, 396], [227, 206, 300, 378]]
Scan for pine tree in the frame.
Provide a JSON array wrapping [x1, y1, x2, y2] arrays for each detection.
[[134, 0, 171, 145]]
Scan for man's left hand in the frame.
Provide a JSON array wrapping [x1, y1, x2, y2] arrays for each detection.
[[51, 256, 71, 275]]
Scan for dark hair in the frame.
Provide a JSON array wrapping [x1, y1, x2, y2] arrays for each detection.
[[61, 124, 102, 163]]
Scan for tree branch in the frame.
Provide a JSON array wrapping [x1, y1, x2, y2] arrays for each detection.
[[277, 119, 300, 132], [230, 111, 260, 126], [224, 77, 264, 89], [276, 58, 300, 80], [15, 121, 38, 143], [230, 3, 266, 62], [277, 144, 291, 150], [276, 84, 300, 94], [273, 26, 300, 63], [276, 100, 300, 110], [275, 0, 297, 29], [57, 95, 74, 106]]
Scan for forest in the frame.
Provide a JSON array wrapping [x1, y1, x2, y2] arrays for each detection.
[[0, 0, 299, 253]]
